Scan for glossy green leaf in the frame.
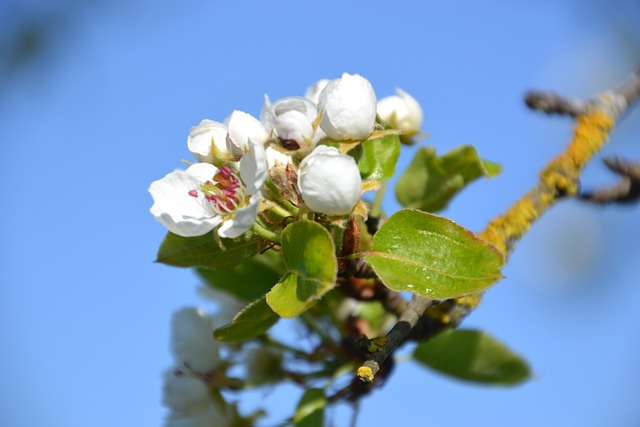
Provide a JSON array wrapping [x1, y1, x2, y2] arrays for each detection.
[[350, 133, 401, 181], [266, 221, 337, 318], [197, 252, 283, 301], [364, 209, 504, 299], [396, 145, 501, 212], [294, 388, 326, 427], [413, 329, 531, 385], [156, 232, 259, 270], [213, 297, 279, 342]]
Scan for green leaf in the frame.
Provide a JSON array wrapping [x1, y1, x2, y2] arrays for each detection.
[[350, 133, 401, 182], [396, 145, 501, 212], [413, 329, 531, 385], [156, 232, 259, 270], [294, 388, 326, 427], [266, 221, 337, 318], [197, 252, 283, 301], [213, 297, 279, 342], [364, 209, 504, 299]]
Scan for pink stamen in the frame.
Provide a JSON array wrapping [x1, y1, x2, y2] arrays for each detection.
[[188, 190, 198, 197], [220, 166, 233, 177]]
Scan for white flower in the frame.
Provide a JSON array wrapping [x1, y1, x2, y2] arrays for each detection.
[[261, 96, 322, 151], [297, 145, 362, 215], [225, 110, 268, 160], [318, 73, 376, 141], [377, 88, 423, 137], [149, 142, 267, 238], [171, 308, 220, 373], [187, 120, 229, 163], [305, 79, 330, 104]]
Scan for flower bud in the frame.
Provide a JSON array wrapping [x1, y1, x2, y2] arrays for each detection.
[[261, 96, 319, 151], [318, 73, 376, 141], [187, 120, 229, 163], [377, 88, 423, 138], [297, 145, 362, 215]]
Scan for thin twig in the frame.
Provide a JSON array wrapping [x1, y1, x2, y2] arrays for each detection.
[[580, 156, 640, 204], [525, 90, 590, 117], [356, 295, 434, 382]]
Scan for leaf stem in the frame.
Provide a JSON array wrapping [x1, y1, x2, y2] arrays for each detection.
[[251, 222, 280, 243], [369, 181, 387, 218], [269, 203, 294, 219]]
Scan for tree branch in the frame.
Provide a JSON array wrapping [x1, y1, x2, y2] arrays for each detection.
[[355, 66, 640, 384]]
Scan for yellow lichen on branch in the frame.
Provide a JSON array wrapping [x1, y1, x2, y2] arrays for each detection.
[[357, 366, 374, 383], [478, 109, 614, 254]]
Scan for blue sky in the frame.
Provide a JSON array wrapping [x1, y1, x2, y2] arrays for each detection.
[[1, 1, 639, 426]]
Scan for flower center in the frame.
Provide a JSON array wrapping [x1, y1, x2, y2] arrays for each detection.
[[188, 166, 246, 216]]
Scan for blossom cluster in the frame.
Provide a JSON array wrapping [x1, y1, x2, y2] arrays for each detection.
[[149, 73, 423, 240]]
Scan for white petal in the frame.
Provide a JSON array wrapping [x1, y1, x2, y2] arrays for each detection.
[[305, 79, 330, 104], [239, 141, 268, 195], [226, 111, 267, 159], [265, 146, 291, 168], [318, 73, 376, 141], [171, 307, 220, 373], [187, 120, 228, 163], [271, 97, 318, 122], [397, 88, 423, 128], [149, 164, 223, 237], [298, 145, 362, 215], [218, 193, 261, 238], [274, 110, 315, 145]]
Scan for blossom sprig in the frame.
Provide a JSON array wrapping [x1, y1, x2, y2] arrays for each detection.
[[149, 72, 425, 242]]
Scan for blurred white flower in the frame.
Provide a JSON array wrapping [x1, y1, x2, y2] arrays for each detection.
[[225, 110, 268, 160], [164, 406, 229, 427], [377, 88, 423, 137], [304, 78, 330, 104], [297, 145, 362, 215], [163, 368, 230, 426], [149, 142, 267, 238], [162, 368, 211, 414], [171, 308, 220, 373], [318, 73, 376, 141], [187, 120, 229, 163]]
